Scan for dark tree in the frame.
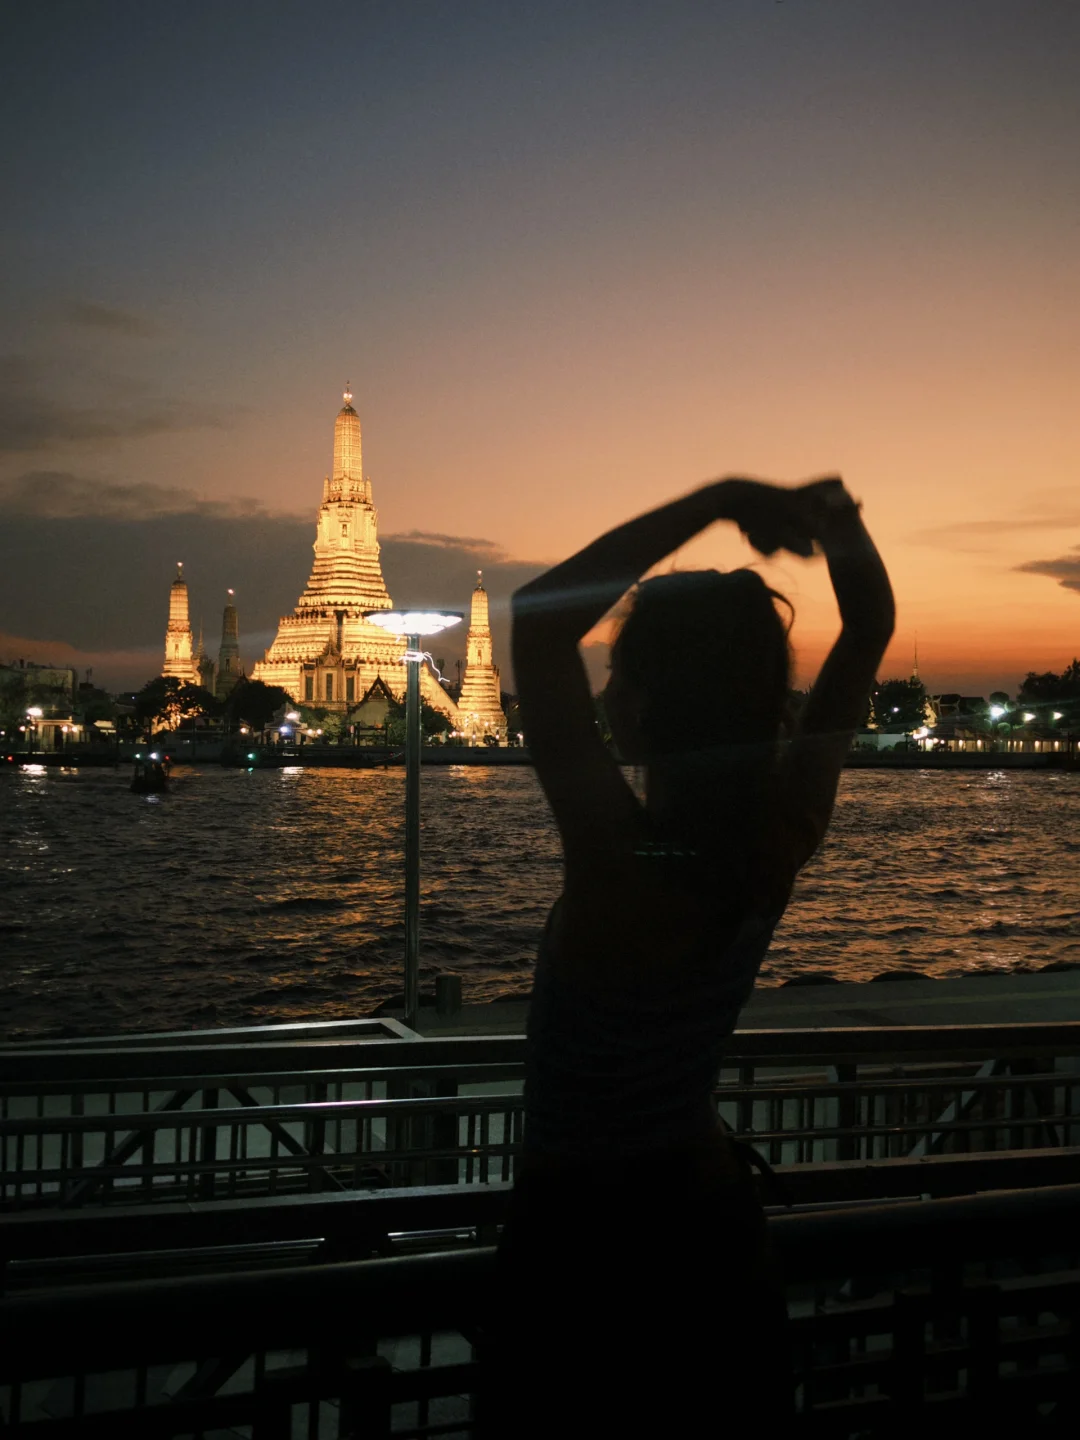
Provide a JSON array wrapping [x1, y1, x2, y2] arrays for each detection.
[[1017, 660, 1080, 724], [225, 678, 293, 732], [1018, 660, 1080, 703], [132, 677, 220, 728], [870, 676, 928, 732], [385, 696, 453, 743]]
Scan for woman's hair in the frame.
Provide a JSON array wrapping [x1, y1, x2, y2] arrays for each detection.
[[608, 569, 794, 895], [608, 568, 792, 758]]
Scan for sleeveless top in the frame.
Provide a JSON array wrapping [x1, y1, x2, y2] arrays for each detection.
[[523, 896, 781, 1160]]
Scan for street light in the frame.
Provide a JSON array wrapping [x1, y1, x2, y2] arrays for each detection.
[[366, 609, 462, 1029]]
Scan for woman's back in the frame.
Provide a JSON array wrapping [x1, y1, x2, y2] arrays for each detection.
[[524, 868, 781, 1161]]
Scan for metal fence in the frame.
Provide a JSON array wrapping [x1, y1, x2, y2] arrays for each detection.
[[4, 1022, 1080, 1210], [2, 1184, 1079, 1436]]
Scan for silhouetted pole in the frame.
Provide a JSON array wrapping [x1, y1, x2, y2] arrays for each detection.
[[404, 634, 422, 1028]]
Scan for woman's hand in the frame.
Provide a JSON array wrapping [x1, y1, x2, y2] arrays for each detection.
[[722, 478, 818, 558], [724, 476, 863, 559]]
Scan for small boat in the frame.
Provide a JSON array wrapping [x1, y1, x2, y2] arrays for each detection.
[[131, 752, 170, 794]]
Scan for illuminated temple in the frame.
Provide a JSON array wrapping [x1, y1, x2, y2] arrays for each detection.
[[457, 573, 507, 744], [251, 392, 459, 721], [162, 563, 199, 686]]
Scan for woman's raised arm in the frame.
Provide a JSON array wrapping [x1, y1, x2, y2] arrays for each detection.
[[511, 478, 815, 853], [783, 481, 895, 861]]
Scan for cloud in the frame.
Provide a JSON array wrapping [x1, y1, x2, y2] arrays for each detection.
[[0, 470, 286, 521], [1015, 549, 1080, 594], [384, 529, 507, 557], [909, 511, 1080, 552], [0, 355, 227, 455], [0, 480, 545, 689], [62, 302, 158, 338]]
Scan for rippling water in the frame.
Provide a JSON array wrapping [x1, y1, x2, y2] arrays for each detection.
[[1, 764, 1078, 1041]]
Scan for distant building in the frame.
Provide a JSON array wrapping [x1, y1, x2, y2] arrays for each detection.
[[456, 572, 507, 745], [215, 590, 243, 700], [251, 390, 459, 722], [0, 660, 81, 751], [162, 563, 199, 685]]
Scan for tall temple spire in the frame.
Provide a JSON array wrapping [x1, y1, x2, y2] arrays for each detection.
[[457, 570, 507, 744], [332, 383, 362, 490], [291, 392, 390, 610], [162, 562, 199, 684], [215, 588, 242, 699]]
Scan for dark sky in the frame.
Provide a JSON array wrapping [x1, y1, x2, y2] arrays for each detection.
[[2, 1, 1079, 690]]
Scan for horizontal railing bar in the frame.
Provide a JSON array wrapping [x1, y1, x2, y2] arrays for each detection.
[[0, 1035, 529, 1083], [0, 1142, 520, 1188], [5, 1068, 1076, 1138], [0, 1104, 1063, 1153], [724, 1113, 1073, 1145], [8, 1022, 1080, 1083], [9, 1150, 1080, 1265], [3, 1183, 1080, 1377], [0, 1092, 525, 1136], [0, 1060, 526, 1101], [716, 1072, 1072, 1100]]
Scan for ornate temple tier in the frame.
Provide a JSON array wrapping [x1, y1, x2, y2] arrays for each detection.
[[252, 392, 458, 720]]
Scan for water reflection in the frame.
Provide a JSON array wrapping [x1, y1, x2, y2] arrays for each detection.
[[0, 765, 1077, 1040]]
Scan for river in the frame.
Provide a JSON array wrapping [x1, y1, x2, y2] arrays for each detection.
[[1, 764, 1078, 1041]]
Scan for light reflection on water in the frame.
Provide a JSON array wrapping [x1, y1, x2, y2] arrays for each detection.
[[0, 765, 1078, 1041]]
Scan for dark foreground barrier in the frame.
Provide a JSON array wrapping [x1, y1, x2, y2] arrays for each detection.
[[1, 1183, 1078, 1435], [5, 1021, 1080, 1209]]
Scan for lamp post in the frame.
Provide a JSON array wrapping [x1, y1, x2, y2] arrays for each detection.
[[365, 610, 462, 1029]]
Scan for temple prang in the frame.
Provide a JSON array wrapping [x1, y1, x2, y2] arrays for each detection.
[[456, 570, 508, 745], [249, 392, 460, 720], [162, 563, 199, 686], [215, 589, 243, 700]]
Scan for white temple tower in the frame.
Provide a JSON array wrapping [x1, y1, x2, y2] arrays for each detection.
[[251, 389, 458, 721], [162, 563, 199, 685], [457, 572, 507, 744]]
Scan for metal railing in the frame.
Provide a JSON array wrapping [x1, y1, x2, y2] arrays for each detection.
[[4, 1022, 1080, 1210], [2, 1184, 1079, 1435]]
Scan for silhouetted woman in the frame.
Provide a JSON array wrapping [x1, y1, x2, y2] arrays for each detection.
[[478, 476, 894, 1436]]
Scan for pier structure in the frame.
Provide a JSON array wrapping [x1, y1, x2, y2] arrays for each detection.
[[251, 390, 458, 722], [455, 571, 507, 744], [160, 562, 199, 685]]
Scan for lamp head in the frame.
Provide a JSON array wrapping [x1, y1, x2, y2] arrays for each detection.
[[364, 610, 463, 637]]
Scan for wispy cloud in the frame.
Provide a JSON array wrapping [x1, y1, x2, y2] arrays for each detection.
[[1016, 549, 1080, 595], [909, 510, 1080, 552], [62, 302, 158, 338], [383, 529, 508, 557], [0, 471, 292, 522], [0, 355, 227, 455]]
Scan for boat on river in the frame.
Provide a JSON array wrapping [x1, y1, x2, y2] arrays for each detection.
[[130, 752, 170, 793]]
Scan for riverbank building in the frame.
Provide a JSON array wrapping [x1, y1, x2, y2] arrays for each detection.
[[456, 573, 507, 744], [251, 391, 459, 722]]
